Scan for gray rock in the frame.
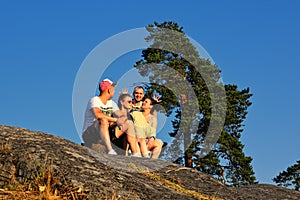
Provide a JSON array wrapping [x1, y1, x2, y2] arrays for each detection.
[[0, 124, 299, 200]]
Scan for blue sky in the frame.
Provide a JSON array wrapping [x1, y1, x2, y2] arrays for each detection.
[[1, 1, 299, 185]]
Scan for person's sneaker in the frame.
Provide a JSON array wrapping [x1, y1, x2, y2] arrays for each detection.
[[131, 153, 141, 157], [107, 149, 117, 155], [142, 153, 150, 158]]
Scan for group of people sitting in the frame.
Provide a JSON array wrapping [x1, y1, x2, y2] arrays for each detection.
[[81, 78, 164, 158]]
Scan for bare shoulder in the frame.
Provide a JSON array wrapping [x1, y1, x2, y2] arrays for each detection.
[[113, 110, 123, 116]]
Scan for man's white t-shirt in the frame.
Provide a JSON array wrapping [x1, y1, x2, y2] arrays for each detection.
[[82, 96, 119, 133]]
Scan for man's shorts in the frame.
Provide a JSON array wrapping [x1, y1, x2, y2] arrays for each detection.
[[82, 121, 125, 149], [82, 121, 101, 148]]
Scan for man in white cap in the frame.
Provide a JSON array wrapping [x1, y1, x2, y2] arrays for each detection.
[[82, 78, 125, 155]]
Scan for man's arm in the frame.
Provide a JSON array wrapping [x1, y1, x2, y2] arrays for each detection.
[[92, 107, 117, 123], [93, 107, 127, 127]]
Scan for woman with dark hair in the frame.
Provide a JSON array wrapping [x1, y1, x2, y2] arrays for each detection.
[[131, 98, 163, 158]]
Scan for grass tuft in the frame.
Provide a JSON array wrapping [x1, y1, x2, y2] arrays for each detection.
[[143, 171, 220, 200]]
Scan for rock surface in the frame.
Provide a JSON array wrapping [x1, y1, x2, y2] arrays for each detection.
[[0, 124, 299, 200]]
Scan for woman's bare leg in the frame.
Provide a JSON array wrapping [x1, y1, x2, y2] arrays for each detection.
[[147, 139, 163, 158]]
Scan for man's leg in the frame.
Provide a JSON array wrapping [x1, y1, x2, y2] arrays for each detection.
[[99, 118, 114, 153]]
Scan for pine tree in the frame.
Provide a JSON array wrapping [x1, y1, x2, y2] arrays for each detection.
[[134, 21, 256, 186], [273, 160, 300, 191]]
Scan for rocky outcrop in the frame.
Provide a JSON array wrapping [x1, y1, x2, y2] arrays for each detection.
[[0, 124, 300, 200]]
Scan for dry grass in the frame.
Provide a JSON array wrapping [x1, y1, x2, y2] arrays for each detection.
[[0, 142, 126, 200], [143, 171, 220, 200], [0, 146, 89, 200], [0, 140, 12, 152], [17, 160, 89, 200], [0, 154, 121, 200]]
